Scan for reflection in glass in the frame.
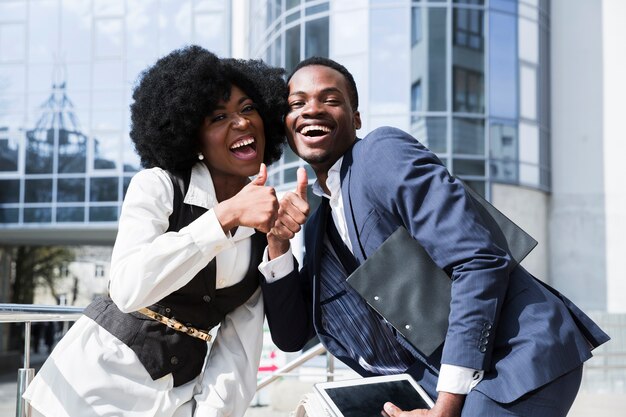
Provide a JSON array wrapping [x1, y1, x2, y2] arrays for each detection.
[[462, 180, 485, 197], [489, 11, 517, 119], [305, 3, 329, 16], [57, 206, 85, 222], [93, 135, 119, 170], [453, 66, 484, 113], [453, 7, 483, 51], [490, 123, 518, 183], [0, 131, 19, 171], [453, 158, 484, 176], [520, 65, 537, 120], [123, 176, 132, 199], [25, 179, 53, 203], [89, 206, 118, 222], [0, 208, 18, 223], [57, 178, 85, 202], [0, 23, 26, 62], [410, 7, 447, 112], [411, 117, 446, 154], [195, 13, 228, 57], [453, 117, 484, 155], [25, 207, 52, 223], [285, 26, 300, 74], [0, 179, 19, 203], [95, 18, 123, 58], [305, 17, 329, 58], [411, 7, 422, 45], [287, 0, 300, 10], [90, 177, 119, 202]]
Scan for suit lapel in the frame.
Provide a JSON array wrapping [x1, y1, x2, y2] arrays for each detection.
[[340, 144, 367, 263], [310, 201, 329, 332]]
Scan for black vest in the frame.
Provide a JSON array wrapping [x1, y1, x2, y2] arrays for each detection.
[[84, 169, 265, 386]]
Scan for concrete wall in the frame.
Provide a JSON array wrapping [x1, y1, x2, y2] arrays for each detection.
[[492, 183, 548, 281], [550, 0, 606, 311]]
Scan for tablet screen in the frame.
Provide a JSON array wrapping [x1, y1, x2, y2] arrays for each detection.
[[323, 379, 431, 417]]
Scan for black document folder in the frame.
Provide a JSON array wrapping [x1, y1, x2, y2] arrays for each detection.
[[346, 184, 538, 356]]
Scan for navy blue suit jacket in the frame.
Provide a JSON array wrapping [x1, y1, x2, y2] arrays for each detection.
[[262, 126, 609, 403]]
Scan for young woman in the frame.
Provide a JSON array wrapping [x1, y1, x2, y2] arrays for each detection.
[[23, 45, 287, 417]]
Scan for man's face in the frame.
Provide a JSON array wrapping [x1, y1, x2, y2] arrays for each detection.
[[285, 65, 361, 174]]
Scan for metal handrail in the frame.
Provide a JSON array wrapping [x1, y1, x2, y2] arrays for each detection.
[[0, 304, 84, 417], [0, 303, 337, 416]]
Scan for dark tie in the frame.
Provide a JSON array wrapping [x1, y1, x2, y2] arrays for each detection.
[[322, 198, 359, 275]]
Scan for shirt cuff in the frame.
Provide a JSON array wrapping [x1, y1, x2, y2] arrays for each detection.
[[184, 209, 234, 256], [258, 246, 295, 283], [436, 364, 484, 395]]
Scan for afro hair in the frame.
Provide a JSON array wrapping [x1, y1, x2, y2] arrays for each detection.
[[130, 45, 288, 171]]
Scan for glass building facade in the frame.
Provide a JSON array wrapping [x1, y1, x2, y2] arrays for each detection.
[[0, 0, 231, 239], [250, 0, 550, 199]]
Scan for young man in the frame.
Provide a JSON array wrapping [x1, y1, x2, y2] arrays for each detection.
[[261, 57, 609, 417]]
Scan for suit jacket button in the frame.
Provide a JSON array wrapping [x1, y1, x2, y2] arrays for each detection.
[[170, 356, 179, 365], [203, 295, 212, 303], [479, 346, 487, 353]]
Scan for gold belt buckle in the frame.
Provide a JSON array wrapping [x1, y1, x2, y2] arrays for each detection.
[[138, 308, 213, 342]]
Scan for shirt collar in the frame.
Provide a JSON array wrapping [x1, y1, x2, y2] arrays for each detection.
[[312, 156, 344, 201], [183, 162, 254, 240]]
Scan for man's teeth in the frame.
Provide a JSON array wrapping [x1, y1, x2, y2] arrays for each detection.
[[230, 138, 255, 149], [300, 125, 331, 135]]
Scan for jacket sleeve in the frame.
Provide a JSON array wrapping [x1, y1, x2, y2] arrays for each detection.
[[358, 127, 514, 371]]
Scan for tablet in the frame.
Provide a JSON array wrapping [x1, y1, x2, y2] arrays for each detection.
[[314, 374, 434, 417]]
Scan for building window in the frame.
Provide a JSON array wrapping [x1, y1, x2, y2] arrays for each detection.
[[453, 7, 483, 51], [95, 264, 105, 278], [411, 7, 422, 45], [453, 66, 484, 113]]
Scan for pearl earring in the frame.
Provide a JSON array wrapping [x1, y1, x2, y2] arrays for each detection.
[[198, 153, 204, 161]]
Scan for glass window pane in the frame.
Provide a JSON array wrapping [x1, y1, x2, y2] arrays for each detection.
[[158, 0, 192, 55], [490, 123, 518, 183], [61, 0, 92, 63], [287, 0, 300, 10], [95, 18, 123, 58], [518, 18, 538, 64], [93, 133, 120, 170], [59, 131, 87, 173], [520, 163, 539, 186], [284, 167, 298, 184], [411, 7, 447, 112], [285, 26, 300, 74], [520, 65, 537, 120], [453, 158, 484, 176], [489, 11, 517, 119], [0, 23, 26, 62], [519, 122, 538, 164], [25, 130, 53, 174], [93, 0, 124, 15], [57, 206, 85, 222], [0, 208, 18, 223], [0, 1, 26, 21], [90, 177, 118, 202], [89, 206, 118, 222], [25, 207, 51, 223], [93, 61, 124, 89], [305, 3, 329, 16], [462, 179, 485, 197], [411, 7, 422, 45], [305, 17, 329, 58], [0, 179, 20, 203], [453, 66, 484, 113], [25, 179, 52, 203], [411, 116, 447, 154], [195, 13, 228, 57], [58, 178, 85, 202], [123, 176, 132, 198], [126, 0, 159, 60], [371, 7, 410, 115], [453, 117, 484, 155], [28, 1, 59, 63], [0, 131, 19, 171]]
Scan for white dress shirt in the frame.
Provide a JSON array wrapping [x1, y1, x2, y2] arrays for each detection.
[[259, 157, 483, 395], [24, 163, 265, 417]]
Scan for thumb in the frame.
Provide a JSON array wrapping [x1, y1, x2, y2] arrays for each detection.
[[295, 167, 308, 200], [251, 163, 267, 186], [383, 402, 401, 417]]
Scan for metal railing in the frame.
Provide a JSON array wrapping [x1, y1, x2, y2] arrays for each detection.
[[0, 303, 83, 417], [0, 303, 336, 417]]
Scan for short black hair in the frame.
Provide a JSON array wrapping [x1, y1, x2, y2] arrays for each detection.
[[287, 57, 359, 111], [130, 45, 288, 171]]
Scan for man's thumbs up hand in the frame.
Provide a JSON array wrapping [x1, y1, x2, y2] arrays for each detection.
[[267, 166, 311, 259]]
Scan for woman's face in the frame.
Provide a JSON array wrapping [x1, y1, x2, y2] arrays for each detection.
[[199, 85, 265, 180]]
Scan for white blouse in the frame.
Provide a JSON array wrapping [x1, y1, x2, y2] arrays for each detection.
[[23, 163, 265, 417]]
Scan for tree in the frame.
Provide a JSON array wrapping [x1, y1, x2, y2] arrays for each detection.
[[11, 246, 74, 304]]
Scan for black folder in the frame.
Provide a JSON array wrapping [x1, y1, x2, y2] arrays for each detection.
[[346, 184, 538, 356]]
